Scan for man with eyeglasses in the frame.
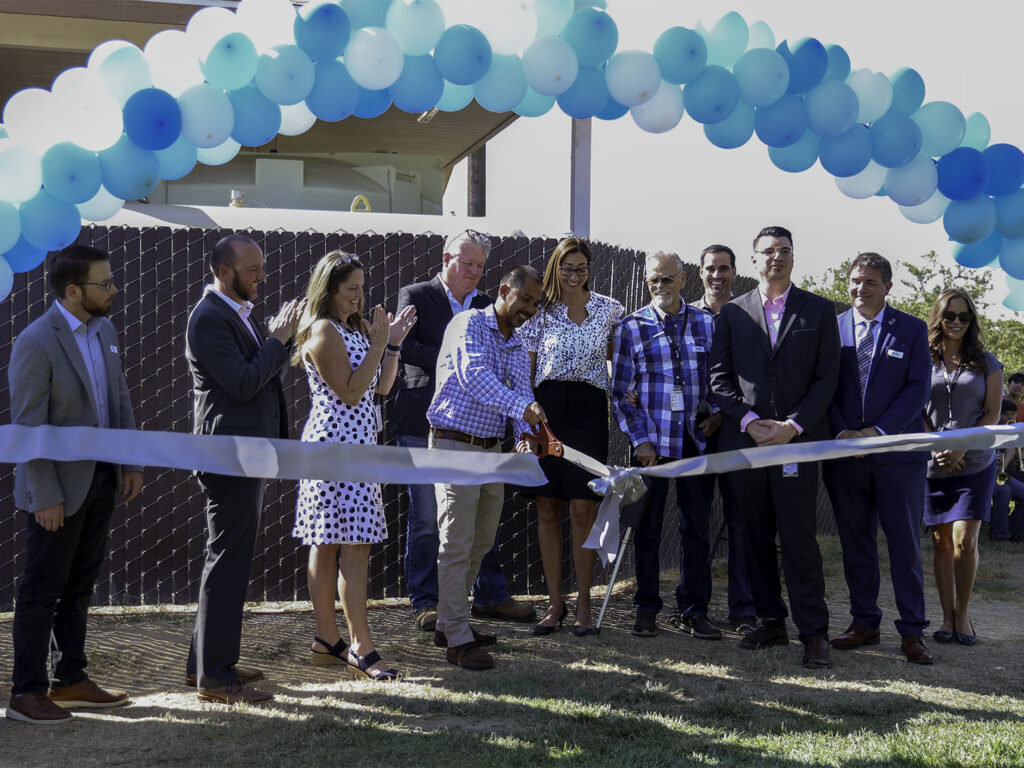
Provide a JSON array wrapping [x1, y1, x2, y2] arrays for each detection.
[[393, 230, 535, 635], [611, 251, 717, 639], [7, 245, 143, 724], [709, 225, 840, 669]]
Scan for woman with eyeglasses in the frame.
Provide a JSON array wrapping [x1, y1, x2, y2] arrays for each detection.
[[518, 237, 623, 636], [922, 288, 1002, 646], [291, 251, 417, 680]]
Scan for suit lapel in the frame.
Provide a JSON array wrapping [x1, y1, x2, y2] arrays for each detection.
[[771, 286, 804, 358], [49, 304, 101, 422], [428, 274, 456, 322], [839, 309, 855, 348], [206, 292, 261, 355], [737, 290, 772, 357], [99, 322, 121, 427]]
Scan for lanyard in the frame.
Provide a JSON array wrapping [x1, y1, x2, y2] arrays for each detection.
[[940, 360, 963, 429], [658, 305, 689, 388]]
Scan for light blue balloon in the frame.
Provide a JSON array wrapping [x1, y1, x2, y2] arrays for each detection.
[[701, 12, 748, 69], [704, 101, 755, 149], [434, 25, 492, 86], [340, 0, 388, 29], [733, 48, 788, 108], [178, 83, 235, 148], [605, 50, 660, 107], [0, 201, 20, 253], [522, 35, 579, 97], [755, 93, 807, 148], [889, 67, 925, 116], [385, 0, 444, 56], [436, 81, 474, 112], [123, 87, 182, 151], [256, 45, 315, 106], [77, 186, 125, 222], [353, 87, 391, 118], [197, 138, 241, 166], [90, 42, 152, 106], [953, 231, 1002, 269], [777, 38, 827, 94], [870, 113, 922, 168], [0, 255, 12, 300], [0, 145, 42, 204], [98, 135, 161, 200], [155, 134, 197, 180], [996, 188, 1024, 238], [295, 0, 351, 61], [515, 87, 556, 118], [536, 0, 574, 36], [962, 112, 991, 152], [804, 80, 858, 138], [682, 65, 738, 125], [653, 27, 706, 85], [389, 55, 443, 113], [228, 84, 282, 146], [41, 142, 102, 205], [886, 156, 938, 206], [913, 101, 966, 157], [306, 60, 360, 121], [768, 130, 820, 172], [999, 237, 1024, 278], [474, 55, 527, 113], [19, 189, 81, 251], [2, 236, 46, 273], [944, 196, 998, 244], [1003, 287, 1024, 313], [200, 32, 259, 92], [562, 7, 618, 67], [899, 189, 949, 223], [596, 95, 628, 120], [823, 44, 850, 82], [556, 65, 609, 119], [818, 124, 871, 177]]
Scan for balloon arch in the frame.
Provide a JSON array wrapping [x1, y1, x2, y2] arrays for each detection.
[[1, 0, 1022, 308]]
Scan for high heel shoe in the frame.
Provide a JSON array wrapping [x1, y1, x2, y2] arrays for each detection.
[[571, 624, 596, 637], [955, 617, 977, 646], [532, 603, 568, 636]]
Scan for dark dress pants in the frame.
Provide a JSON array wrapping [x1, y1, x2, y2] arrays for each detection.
[[12, 463, 117, 695], [186, 472, 266, 689]]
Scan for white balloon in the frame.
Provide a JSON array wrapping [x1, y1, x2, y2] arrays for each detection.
[[846, 68, 893, 124], [51, 68, 124, 152], [236, 0, 298, 52], [630, 80, 684, 134], [899, 190, 950, 224], [522, 35, 578, 96], [606, 50, 661, 108], [88, 40, 153, 106], [178, 83, 235, 148], [475, 0, 538, 55], [0, 144, 42, 203], [2, 89, 62, 153], [197, 138, 241, 166], [77, 185, 125, 222], [835, 160, 886, 199], [344, 27, 404, 90], [146, 30, 204, 96], [279, 102, 317, 135], [185, 6, 240, 56]]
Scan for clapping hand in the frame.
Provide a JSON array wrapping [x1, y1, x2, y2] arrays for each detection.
[[364, 305, 390, 347], [268, 298, 306, 343], [389, 305, 418, 346]]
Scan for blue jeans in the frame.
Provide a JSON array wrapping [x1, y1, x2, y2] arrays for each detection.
[[991, 476, 1024, 538], [397, 434, 510, 611]]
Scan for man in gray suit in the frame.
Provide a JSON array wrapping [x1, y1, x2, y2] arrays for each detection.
[[6, 245, 143, 725], [184, 234, 302, 704]]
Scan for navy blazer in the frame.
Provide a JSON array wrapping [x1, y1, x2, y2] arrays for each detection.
[[828, 305, 930, 464]]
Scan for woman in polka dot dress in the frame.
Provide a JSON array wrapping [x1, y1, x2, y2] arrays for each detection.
[[292, 251, 416, 681]]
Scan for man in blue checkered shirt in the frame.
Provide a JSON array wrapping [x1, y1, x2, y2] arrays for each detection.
[[428, 265, 547, 671], [611, 251, 718, 640]]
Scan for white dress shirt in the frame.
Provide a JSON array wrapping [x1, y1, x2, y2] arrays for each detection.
[[56, 301, 110, 428]]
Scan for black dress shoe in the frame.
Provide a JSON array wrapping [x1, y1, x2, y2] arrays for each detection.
[[739, 623, 788, 649], [434, 627, 497, 648], [802, 636, 833, 669]]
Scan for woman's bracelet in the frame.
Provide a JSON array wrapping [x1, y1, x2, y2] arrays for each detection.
[[386, 343, 401, 352]]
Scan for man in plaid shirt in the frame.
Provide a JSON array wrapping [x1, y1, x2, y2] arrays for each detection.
[[611, 251, 718, 639], [428, 265, 547, 670]]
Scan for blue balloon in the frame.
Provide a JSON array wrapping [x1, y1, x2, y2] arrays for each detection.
[[154, 134, 197, 181], [200, 32, 259, 92], [999, 237, 1024, 278], [19, 189, 81, 251], [41, 142, 102, 205], [983, 144, 1024, 197], [777, 38, 827, 94], [98, 135, 161, 200], [889, 67, 925, 116], [682, 65, 738, 124], [515, 87, 556, 117], [596, 95, 628, 120], [653, 26, 706, 85], [944, 196, 998, 243], [123, 88, 182, 151], [819, 124, 871, 177], [389, 55, 443, 113], [306, 60, 359, 121], [755, 93, 807, 148], [340, 0, 387, 29], [996, 189, 1024, 238], [295, 0, 351, 61], [953, 231, 1002, 269], [228, 84, 282, 146], [733, 48, 788, 108], [804, 80, 858, 138], [436, 81, 474, 112], [937, 147, 990, 201], [869, 113, 922, 168], [562, 7, 618, 67], [353, 87, 392, 118], [474, 55, 527, 113], [704, 101, 754, 149], [434, 25, 492, 86], [2, 236, 47, 273], [556, 65, 608, 119], [256, 45, 316, 106], [0, 201, 19, 253], [823, 44, 850, 82]]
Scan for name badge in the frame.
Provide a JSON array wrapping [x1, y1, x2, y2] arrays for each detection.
[[109, 345, 118, 354], [887, 349, 904, 359], [782, 463, 798, 477], [375, 404, 383, 434], [670, 387, 684, 412]]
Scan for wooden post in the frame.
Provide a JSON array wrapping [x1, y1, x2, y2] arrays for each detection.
[[570, 118, 592, 238], [468, 145, 486, 217]]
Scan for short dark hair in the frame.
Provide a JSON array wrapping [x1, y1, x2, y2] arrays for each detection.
[[1001, 398, 1018, 414], [209, 234, 258, 275], [47, 244, 110, 298], [700, 244, 735, 269], [500, 265, 542, 292], [753, 226, 793, 250], [1008, 372, 1024, 386], [849, 252, 893, 284]]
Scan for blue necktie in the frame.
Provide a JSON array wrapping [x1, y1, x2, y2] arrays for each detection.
[[857, 319, 877, 396]]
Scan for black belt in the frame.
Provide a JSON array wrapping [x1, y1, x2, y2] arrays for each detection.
[[430, 428, 500, 449]]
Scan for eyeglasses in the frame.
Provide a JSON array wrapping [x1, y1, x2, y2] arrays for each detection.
[[559, 266, 590, 277], [757, 247, 793, 257], [76, 279, 115, 291], [646, 273, 680, 288], [941, 310, 974, 323]]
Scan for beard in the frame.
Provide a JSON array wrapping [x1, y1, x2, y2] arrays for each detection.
[[232, 270, 257, 302], [81, 293, 112, 317]]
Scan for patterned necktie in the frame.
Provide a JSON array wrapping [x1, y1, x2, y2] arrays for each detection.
[[857, 319, 877, 396]]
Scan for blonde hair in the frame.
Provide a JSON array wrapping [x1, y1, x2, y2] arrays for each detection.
[[540, 237, 592, 311], [292, 251, 365, 366]]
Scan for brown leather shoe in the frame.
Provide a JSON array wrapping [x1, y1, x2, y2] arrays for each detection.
[[901, 634, 935, 665], [830, 624, 881, 649], [6, 693, 72, 724], [471, 598, 536, 623], [414, 605, 438, 632], [434, 627, 497, 648], [802, 636, 834, 669], [739, 623, 789, 649], [47, 679, 129, 709], [197, 682, 273, 704], [184, 665, 264, 688], [445, 642, 495, 670]]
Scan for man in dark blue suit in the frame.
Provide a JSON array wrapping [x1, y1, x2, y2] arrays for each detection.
[[823, 252, 934, 664]]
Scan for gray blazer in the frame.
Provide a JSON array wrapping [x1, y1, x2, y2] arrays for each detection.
[[9, 302, 139, 515]]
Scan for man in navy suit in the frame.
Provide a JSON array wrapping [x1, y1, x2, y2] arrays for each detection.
[[822, 252, 933, 664]]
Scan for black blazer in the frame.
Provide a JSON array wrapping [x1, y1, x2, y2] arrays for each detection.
[[391, 274, 492, 437], [709, 285, 840, 451], [185, 291, 291, 440]]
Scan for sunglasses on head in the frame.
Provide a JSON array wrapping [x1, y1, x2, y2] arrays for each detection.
[[445, 228, 492, 253], [941, 310, 973, 323]]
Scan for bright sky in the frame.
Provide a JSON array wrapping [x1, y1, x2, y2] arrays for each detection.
[[443, 0, 1024, 312]]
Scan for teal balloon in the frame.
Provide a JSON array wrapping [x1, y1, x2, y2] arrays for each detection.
[[340, 0, 388, 29], [999, 237, 1024, 278], [123, 87, 182, 151], [200, 32, 259, 92], [1003, 287, 1024, 313], [804, 80, 858, 138], [556, 65, 608, 119], [536, 0, 574, 36], [0, 255, 12, 300], [885, 155, 938, 206], [889, 67, 925, 116], [701, 12, 748, 69], [962, 112, 990, 152], [295, 0, 351, 61], [0, 201, 20, 253], [823, 44, 850, 81], [41, 142, 102, 205], [682, 65, 738, 125], [653, 27, 706, 85], [983, 144, 1024, 196], [434, 25, 492, 86], [19, 190, 81, 251], [98, 135, 160, 200], [306, 60, 359, 121], [704, 101, 754, 149], [870, 113, 922, 168], [755, 93, 807, 148], [228, 84, 282, 146], [944, 196, 997, 244], [389, 55, 443, 113], [768, 130, 820, 172], [913, 101, 966, 157], [953, 231, 1002, 269], [936, 147, 990, 201], [154, 134, 197, 181], [474, 55, 527, 113], [996, 188, 1024, 238], [256, 45, 315, 106], [385, 0, 444, 56], [515, 87, 556, 117], [436, 81, 473, 112], [353, 87, 391, 118], [562, 7, 618, 67], [777, 38, 827, 94], [733, 48, 788, 107], [819, 124, 871, 177], [2, 236, 46, 273], [596, 95, 628, 120]]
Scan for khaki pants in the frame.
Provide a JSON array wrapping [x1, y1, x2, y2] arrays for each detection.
[[431, 436, 504, 647]]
